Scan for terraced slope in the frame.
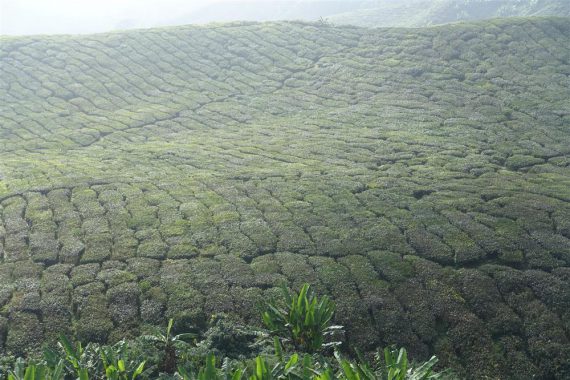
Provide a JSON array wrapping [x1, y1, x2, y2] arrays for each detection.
[[1, 18, 570, 379]]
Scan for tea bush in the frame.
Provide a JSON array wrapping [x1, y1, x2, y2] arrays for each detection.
[[0, 17, 569, 379]]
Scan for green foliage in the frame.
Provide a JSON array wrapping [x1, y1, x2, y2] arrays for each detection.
[[333, 351, 376, 380], [57, 334, 98, 378], [2, 293, 454, 380], [262, 284, 341, 353], [0, 17, 569, 379], [193, 314, 261, 359], [3, 338, 452, 380], [382, 347, 441, 380], [140, 318, 196, 373], [7, 357, 64, 380], [100, 341, 146, 380]]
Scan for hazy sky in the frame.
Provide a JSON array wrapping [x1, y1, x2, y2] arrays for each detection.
[[0, 0, 289, 35]]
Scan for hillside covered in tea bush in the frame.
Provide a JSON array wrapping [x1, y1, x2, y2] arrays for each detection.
[[0, 17, 569, 379]]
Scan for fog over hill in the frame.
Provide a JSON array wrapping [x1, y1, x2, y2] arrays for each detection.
[[1, 17, 569, 378], [176, 0, 570, 28], [328, 0, 570, 27], [1, 0, 569, 35]]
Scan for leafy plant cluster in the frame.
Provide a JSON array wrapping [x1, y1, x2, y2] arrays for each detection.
[[1, 285, 452, 380]]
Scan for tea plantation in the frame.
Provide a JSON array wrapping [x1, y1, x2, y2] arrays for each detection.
[[0, 17, 569, 379]]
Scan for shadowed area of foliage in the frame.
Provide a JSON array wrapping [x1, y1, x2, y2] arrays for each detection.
[[1, 285, 454, 379]]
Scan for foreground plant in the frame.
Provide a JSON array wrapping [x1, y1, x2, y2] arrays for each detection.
[[4, 284, 453, 379], [7, 357, 65, 380], [177, 353, 246, 380], [58, 334, 99, 379], [176, 349, 451, 380], [140, 318, 196, 373], [100, 340, 146, 380], [262, 284, 342, 353], [382, 347, 442, 380]]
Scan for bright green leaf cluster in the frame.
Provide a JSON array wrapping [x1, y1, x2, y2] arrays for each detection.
[[262, 284, 338, 353]]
